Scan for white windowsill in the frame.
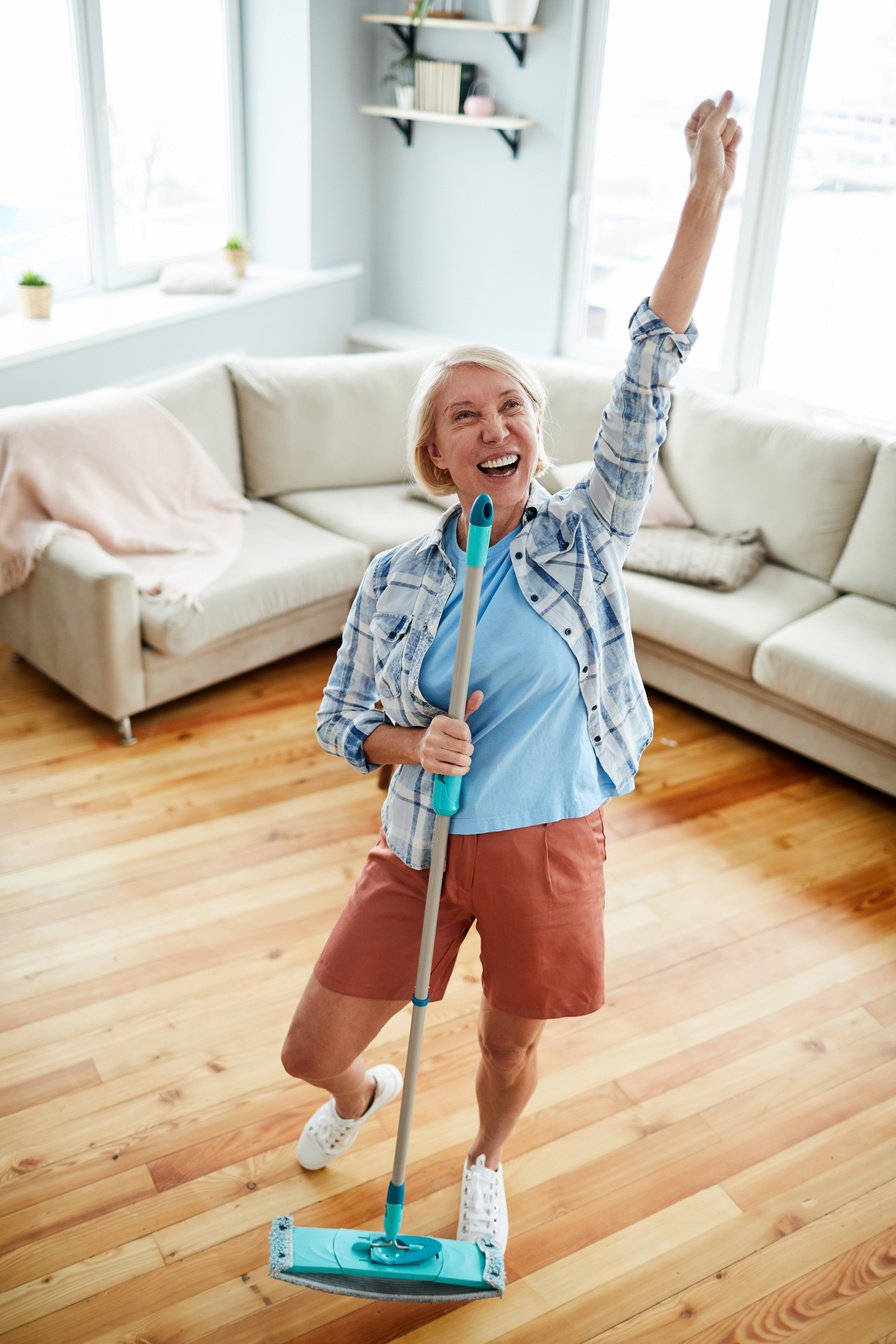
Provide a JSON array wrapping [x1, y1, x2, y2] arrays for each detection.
[[0, 262, 362, 371]]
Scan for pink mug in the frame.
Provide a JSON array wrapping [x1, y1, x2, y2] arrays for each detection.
[[464, 80, 495, 117]]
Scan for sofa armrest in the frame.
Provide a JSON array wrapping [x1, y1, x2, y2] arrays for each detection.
[[0, 534, 146, 723]]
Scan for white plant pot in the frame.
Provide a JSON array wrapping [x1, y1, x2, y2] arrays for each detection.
[[490, 0, 539, 25], [395, 84, 415, 110]]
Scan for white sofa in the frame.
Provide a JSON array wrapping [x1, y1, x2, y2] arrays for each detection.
[[1, 350, 893, 796]]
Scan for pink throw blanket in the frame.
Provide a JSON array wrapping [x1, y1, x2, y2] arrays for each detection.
[[0, 387, 249, 606]]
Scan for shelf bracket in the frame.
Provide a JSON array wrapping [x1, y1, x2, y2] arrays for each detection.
[[498, 30, 528, 67], [386, 115, 414, 148], [385, 22, 418, 58], [496, 127, 523, 158]]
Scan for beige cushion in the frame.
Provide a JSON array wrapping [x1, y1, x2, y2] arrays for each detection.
[[625, 562, 837, 678], [625, 527, 765, 591], [142, 360, 244, 493], [275, 484, 444, 555], [753, 595, 896, 746], [831, 442, 896, 603], [663, 387, 879, 580], [228, 350, 430, 497], [139, 500, 368, 656], [530, 356, 615, 467]]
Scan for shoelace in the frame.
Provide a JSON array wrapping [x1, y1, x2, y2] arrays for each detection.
[[311, 1103, 360, 1153], [459, 1160, 500, 1238]]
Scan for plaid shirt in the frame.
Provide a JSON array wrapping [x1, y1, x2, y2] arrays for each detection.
[[317, 300, 696, 868]]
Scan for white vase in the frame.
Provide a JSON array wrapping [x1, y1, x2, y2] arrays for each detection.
[[395, 84, 415, 110], [490, 0, 539, 25]]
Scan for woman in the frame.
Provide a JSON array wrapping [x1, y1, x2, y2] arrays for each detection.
[[281, 91, 743, 1251]]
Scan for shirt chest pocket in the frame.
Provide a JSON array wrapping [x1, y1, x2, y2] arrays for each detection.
[[369, 611, 413, 703]]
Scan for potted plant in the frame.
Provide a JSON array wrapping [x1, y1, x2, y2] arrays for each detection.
[[381, 41, 416, 110], [222, 235, 250, 277], [18, 270, 53, 319]]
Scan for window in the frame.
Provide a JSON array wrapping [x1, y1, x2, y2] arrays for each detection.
[[570, 0, 769, 379], [563, 0, 896, 429], [0, 0, 92, 296], [760, 0, 896, 426], [0, 0, 243, 303]]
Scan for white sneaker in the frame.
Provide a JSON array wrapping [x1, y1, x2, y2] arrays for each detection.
[[456, 1153, 509, 1251], [296, 1064, 402, 1171]]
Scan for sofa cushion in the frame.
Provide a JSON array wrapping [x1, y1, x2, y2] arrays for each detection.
[[139, 500, 368, 656], [753, 595, 896, 746], [662, 387, 879, 581], [141, 360, 244, 493], [830, 441, 896, 604], [530, 357, 616, 467], [625, 526, 766, 591], [626, 562, 837, 678], [228, 351, 430, 497], [274, 484, 443, 555]]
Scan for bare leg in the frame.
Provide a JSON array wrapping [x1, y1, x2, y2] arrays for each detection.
[[468, 998, 545, 1169], [281, 973, 406, 1119]]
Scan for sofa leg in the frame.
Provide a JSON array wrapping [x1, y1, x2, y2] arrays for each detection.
[[117, 716, 137, 747]]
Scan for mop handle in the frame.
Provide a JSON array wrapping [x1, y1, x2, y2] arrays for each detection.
[[433, 493, 493, 817], [384, 494, 493, 1239]]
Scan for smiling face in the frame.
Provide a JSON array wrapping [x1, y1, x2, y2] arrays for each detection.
[[426, 364, 541, 540]]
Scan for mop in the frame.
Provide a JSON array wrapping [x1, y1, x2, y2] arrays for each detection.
[[270, 493, 504, 1302]]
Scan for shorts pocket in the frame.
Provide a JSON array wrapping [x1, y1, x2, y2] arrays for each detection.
[[544, 810, 606, 901]]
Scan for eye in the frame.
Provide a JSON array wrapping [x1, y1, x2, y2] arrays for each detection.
[[502, 398, 523, 411], [453, 409, 475, 421]]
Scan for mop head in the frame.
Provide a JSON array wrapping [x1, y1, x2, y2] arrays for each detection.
[[269, 1215, 505, 1303]]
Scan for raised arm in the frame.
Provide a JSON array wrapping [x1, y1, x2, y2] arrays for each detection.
[[649, 90, 743, 334]]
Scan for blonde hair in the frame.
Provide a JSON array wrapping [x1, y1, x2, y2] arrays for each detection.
[[407, 344, 552, 496]]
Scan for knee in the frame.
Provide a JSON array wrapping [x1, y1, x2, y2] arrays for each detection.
[[478, 1033, 538, 1083], [280, 1034, 310, 1081], [281, 1031, 336, 1084]]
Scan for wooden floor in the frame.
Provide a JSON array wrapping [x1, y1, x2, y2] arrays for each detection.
[[1, 641, 895, 1344]]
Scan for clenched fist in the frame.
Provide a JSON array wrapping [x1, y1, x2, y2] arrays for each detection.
[[418, 690, 484, 775]]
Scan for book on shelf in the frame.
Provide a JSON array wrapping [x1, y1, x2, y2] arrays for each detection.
[[414, 58, 478, 114]]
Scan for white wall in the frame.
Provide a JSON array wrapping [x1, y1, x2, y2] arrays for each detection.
[[367, 0, 584, 353]]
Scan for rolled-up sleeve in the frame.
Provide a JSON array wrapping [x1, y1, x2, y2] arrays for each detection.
[[315, 555, 388, 773], [587, 298, 697, 543]]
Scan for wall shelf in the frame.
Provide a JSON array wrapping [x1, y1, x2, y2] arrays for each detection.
[[362, 13, 542, 66], [360, 104, 535, 157]]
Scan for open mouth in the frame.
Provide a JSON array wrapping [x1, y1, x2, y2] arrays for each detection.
[[477, 453, 520, 478]]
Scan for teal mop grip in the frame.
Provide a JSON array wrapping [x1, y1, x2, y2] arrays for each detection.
[[432, 495, 492, 819], [433, 773, 461, 816], [384, 1181, 405, 1241], [466, 493, 493, 568]]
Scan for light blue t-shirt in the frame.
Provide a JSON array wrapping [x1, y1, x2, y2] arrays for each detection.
[[418, 516, 614, 833]]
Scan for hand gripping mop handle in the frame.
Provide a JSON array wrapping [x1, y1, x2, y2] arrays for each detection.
[[383, 494, 493, 1244]]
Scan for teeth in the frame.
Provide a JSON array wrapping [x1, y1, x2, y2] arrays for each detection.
[[479, 454, 519, 471]]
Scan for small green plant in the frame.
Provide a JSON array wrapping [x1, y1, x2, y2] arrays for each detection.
[[19, 270, 49, 286], [381, 48, 416, 89], [224, 235, 247, 251]]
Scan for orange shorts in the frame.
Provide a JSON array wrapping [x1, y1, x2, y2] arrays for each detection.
[[314, 808, 607, 1020]]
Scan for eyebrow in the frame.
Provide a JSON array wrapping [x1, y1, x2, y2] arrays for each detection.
[[445, 389, 521, 410]]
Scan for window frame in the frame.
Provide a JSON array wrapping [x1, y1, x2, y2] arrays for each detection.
[[68, 0, 246, 294], [560, 0, 821, 402]]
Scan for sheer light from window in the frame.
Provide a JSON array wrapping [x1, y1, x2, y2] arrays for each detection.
[[760, 0, 896, 424]]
